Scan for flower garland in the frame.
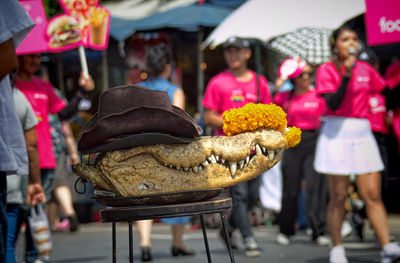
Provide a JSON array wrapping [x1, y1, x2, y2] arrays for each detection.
[[222, 103, 301, 148], [285, 127, 302, 148]]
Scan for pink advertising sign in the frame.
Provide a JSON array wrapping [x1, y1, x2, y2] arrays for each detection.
[[16, 0, 49, 55], [365, 0, 400, 46], [46, 0, 110, 52]]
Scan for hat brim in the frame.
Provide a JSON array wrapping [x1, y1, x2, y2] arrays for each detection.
[[78, 106, 202, 151], [80, 132, 195, 154]]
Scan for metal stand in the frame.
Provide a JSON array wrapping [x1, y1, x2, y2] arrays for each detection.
[[101, 197, 235, 263]]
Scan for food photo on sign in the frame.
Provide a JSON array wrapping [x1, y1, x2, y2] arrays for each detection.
[[47, 14, 82, 50], [55, 0, 111, 50], [45, 0, 110, 77]]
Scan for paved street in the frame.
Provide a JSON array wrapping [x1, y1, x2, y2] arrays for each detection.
[[15, 213, 400, 263]]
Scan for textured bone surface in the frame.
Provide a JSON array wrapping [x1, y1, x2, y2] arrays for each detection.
[[73, 128, 286, 197]]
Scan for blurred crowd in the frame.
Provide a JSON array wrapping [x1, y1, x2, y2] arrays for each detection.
[[2, 1, 400, 263]]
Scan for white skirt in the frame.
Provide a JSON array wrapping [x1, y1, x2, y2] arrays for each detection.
[[314, 117, 384, 175]]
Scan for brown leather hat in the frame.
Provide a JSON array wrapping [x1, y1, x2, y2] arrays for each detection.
[[77, 85, 203, 152]]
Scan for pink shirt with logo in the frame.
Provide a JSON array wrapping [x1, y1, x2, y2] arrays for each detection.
[[384, 61, 400, 151], [17, 76, 66, 169], [368, 93, 390, 134], [385, 61, 400, 88], [273, 90, 326, 130], [316, 61, 386, 118], [202, 70, 271, 135]]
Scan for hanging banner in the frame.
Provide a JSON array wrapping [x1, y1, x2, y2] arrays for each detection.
[[46, 0, 111, 52], [16, 0, 49, 55], [365, 0, 400, 46]]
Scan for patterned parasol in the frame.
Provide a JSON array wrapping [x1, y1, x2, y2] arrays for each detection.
[[268, 27, 333, 66]]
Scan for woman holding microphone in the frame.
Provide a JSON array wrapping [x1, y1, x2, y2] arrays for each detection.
[[314, 25, 400, 263]]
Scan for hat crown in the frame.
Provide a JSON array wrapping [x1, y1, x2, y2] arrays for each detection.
[[77, 84, 203, 151], [223, 36, 250, 49], [98, 85, 172, 118]]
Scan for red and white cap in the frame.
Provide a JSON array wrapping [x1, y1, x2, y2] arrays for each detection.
[[278, 58, 308, 79]]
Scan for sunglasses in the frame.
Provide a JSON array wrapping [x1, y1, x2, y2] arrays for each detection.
[[297, 71, 313, 79]]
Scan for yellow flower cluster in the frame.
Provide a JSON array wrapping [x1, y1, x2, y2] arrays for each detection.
[[284, 127, 302, 148], [222, 103, 288, 136]]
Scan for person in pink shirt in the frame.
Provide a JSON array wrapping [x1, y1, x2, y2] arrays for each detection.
[[202, 37, 270, 136], [202, 36, 270, 258], [273, 58, 330, 247], [15, 53, 94, 263], [384, 60, 400, 153], [359, 49, 392, 193], [313, 25, 400, 263]]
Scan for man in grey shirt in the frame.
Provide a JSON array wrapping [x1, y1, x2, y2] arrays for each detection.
[[0, 0, 35, 261]]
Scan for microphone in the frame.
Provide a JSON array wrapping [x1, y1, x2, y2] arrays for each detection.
[[348, 47, 357, 55], [348, 47, 357, 68]]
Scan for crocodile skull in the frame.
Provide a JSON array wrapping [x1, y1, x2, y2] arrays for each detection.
[[73, 128, 287, 197]]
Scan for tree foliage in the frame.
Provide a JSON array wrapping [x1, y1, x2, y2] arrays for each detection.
[[42, 0, 63, 19], [42, 0, 108, 19]]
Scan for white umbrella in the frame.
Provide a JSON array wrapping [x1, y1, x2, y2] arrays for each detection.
[[202, 0, 365, 49], [268, 27, 333, 65]]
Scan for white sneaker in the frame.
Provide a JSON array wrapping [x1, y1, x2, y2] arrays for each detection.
[[329, 245, 348, 263], [315, 235, 332, 246], [276, 233, 290, 246], [244, 237, 261, 257], [381, 242, 400, 263], [341, 220, 352, 238]]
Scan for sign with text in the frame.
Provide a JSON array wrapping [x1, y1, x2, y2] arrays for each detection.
[[365, 0, 400, 45]]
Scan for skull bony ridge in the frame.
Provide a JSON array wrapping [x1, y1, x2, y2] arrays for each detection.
[[73, 128, 287, 196]]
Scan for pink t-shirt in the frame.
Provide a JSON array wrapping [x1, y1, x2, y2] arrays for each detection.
[[384, 61, 400, 150], [385, 61, 400, 88], [17, 76, 66, 169], [368, 93, 390, 134], [316, 61, 386, 118], [273, 90, 326, 130], [202, 70, 271, 135]]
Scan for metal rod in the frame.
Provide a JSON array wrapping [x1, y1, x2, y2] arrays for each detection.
[[200, 214, 212, 263], [112, 223, 116, 263], [197, 27, 205, 119], [220, 213, 235, 263], [129, 221, 133, 263]]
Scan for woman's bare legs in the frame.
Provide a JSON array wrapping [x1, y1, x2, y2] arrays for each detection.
[[356, 172, 390, 246], [46, 201, 59, 228], [137, 220, 153, 247], [54, 185, 76, 216], [326, 175, 349, 246], [172, 224, 185, 249]]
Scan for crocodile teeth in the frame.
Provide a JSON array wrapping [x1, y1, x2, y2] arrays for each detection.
[[193, 166, 199, 173], [246, 156, 250, 164], [230, 162, 237, 178], [239, 160, 244, 169], [262, 146, 266, 152], [202, 160, 209, 166], [268, 150, 275, 161], [255, 144, 262, 155], [184, 167, 189, 171], [208, 154, 217, 164]]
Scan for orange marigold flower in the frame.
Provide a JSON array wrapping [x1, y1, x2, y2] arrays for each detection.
[[222, 103, 288, 136], [285, 127, 302, 148]]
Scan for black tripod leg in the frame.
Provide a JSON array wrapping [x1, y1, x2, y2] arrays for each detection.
[[200, 214, 212, 263], [220, 212, 235, 263]]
